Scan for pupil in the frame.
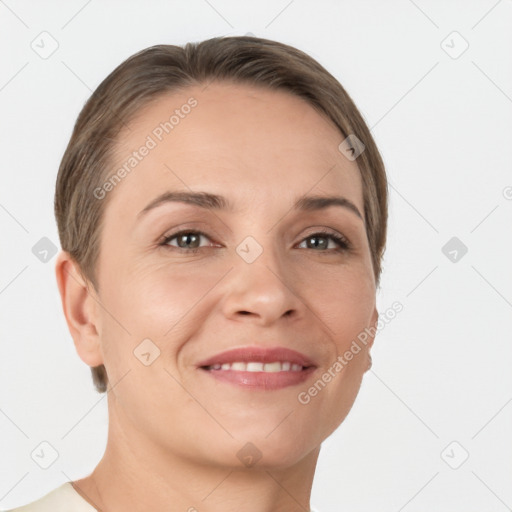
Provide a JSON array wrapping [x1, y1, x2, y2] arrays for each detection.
[[180, 233, 198, 248], [309, 236, 327, 249]]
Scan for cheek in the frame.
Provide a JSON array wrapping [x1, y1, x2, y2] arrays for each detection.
[[130, 263, 227, 334], [296, 265, 374, 423], [299, 264, 375, 345], [97, 261, 227, 379], [102, 256, 221, 325]]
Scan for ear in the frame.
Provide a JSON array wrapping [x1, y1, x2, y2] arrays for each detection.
[[364, 306, 378, 372], [367, 306, 379, 351], [55, 251, 104, 367]]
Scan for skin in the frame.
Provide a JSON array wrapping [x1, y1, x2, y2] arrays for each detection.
[[55, 82, 379, 512]]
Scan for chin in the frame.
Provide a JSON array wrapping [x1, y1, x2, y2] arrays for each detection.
[[207, 424, 322, 471]]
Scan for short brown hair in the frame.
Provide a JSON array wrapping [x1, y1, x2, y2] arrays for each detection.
[[55, 35, 388, 393]]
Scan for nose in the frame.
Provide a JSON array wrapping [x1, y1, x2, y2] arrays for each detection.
[[219, 241, 304, 326]]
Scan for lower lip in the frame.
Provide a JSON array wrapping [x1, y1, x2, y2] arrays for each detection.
[[201, 367, 316, 390]]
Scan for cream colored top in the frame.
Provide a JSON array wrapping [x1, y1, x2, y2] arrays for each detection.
[[4, 482, 319, 511], [4, 482, 96, 512]]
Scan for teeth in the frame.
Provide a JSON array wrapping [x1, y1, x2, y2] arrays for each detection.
[[207, 361, 304, 372], [246, 362, 264, 372], [263, 362, 282, 372]]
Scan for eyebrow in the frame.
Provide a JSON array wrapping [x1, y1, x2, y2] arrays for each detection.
[[137, 191, 363, 220]]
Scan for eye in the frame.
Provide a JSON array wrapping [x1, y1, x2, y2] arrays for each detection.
[[297, 230, 351, 253], [160, 230, 215, 253]]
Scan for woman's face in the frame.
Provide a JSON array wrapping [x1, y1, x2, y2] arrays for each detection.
[[88, 82, 378, 469]]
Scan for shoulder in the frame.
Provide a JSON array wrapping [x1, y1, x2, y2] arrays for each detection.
[[3, 482, 96, 512]]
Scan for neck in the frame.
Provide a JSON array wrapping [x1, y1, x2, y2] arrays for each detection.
[[73, 398, 320, 512]]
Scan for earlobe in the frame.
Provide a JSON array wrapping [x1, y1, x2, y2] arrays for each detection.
[[367, 306, 379, 351], [364, 307, 378, 373], [55, 251, 104, 367]]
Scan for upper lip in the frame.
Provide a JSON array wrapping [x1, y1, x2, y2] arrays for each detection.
[[197, 346, 316, 368]]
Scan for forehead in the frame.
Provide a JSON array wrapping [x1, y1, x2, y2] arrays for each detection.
[[107, 81, 364, 218]]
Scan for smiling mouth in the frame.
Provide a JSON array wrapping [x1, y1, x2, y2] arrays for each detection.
[[197, 346, 317, 390], [199, 362, 315, 390], [203, 361, 306, 372]]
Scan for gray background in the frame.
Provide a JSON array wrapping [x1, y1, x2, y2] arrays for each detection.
[[1, 0, 511, 510]]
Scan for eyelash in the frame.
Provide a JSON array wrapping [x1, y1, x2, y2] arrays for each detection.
[[159, 229, 352, 254]]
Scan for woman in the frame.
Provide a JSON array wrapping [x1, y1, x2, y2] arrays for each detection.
[[10, 35, 387, 511]]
